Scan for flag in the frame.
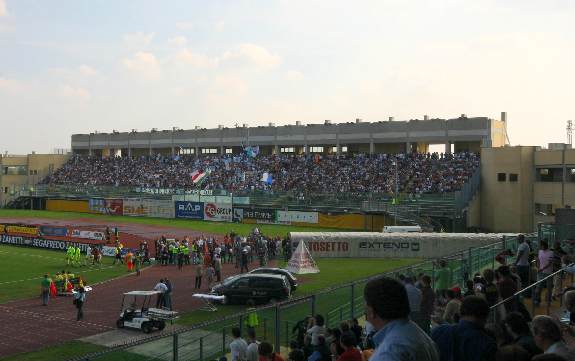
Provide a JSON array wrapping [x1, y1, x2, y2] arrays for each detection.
[[261, 172, 273, 185], [191, 169, 210, 184]]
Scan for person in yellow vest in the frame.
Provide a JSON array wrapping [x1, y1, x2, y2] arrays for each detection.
[[74, 247, 81, 267], [66, 246, 74, 266], [245, 299, 259, 332]]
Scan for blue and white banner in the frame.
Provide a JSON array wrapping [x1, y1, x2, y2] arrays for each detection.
[[175, 201, 204, 220], [39, 226, 68, 237]]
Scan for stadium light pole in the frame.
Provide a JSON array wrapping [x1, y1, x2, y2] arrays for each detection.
[[393, 160, 398, 226]]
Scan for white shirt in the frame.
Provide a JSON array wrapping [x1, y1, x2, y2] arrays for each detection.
[[405, 283, 422, 312], [307, 325, 326, 346], [86, 246, 92, 256], [153, 282, 168, 293], [516, 242, 530, 266], [246, 341, 260, 361], [230, 337, 248, 361]]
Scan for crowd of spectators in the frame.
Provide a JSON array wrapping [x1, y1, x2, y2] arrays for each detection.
[[42, 152, 480, 195]]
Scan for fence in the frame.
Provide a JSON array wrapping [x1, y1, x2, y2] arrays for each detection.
[[69, 234, 527, 361]]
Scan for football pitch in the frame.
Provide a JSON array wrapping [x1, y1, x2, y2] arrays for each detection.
[[0, 244, 128, 304]]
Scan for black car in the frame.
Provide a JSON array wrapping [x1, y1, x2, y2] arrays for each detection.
[[249, 268, 298, 292], [211, 273, 291, 305]]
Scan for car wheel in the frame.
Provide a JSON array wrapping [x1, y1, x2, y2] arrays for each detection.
[[142, 322, 152, 334], [157, 321, 166, 331], [116, 319, 124, 328]]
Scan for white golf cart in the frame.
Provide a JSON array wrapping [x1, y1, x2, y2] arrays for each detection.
[[116, 291, 178, 333]]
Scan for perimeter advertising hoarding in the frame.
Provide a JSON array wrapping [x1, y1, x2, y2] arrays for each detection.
[[71, 230, 106, 241], [276, 211, 319, 224], [203, 203, 233, 222], [39, 226, 69, 237], [234, 208, 276, 222], [0, 234, 92, 253], [89, 198, 124, 216], [174, 201, 204, 220], [2, 225, 39, 236]]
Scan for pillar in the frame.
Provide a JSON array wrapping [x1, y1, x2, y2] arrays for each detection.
[[369, 140, 374, 155], [274, 145, 279, 155], [445, 141, 452, 154], [406, 142, 412, 153]]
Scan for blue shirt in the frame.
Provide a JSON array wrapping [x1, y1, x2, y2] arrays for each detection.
[[431, 320, 497, 361], [369, 319, 439, 361]]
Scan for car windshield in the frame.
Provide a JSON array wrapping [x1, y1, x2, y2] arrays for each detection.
[[222, 275, 239, 285]]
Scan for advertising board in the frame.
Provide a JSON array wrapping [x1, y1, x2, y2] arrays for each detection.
[[3, 225, 39, 236], [0, 234, 92, 253], [123, 199, 151, 217], [89, 198, 124, 215], [277, 211, 319, 224], [71, 230, 106, 241], [236, 208, 276, 222], [175, 201, 204, 220], [39, 226, 68, 237], [148, 199, 174, 218], [203, 203, 233, 222]]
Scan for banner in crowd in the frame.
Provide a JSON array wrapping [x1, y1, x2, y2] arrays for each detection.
[[101, 246, 117, 257], [89, 198, 124, 216], [0, 234, 91, 253], [175, 201, 204, 220], [236, 208, 276, 222], [3, 224, 39, 236], [203, 203, 233, 222], [276, 211, 319, 224], [39, 226, 68, 237], [135, 188, 214, 196], [71, 229, 106, 241], [232, 196, 250, 205]]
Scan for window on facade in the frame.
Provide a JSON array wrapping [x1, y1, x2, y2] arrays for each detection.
[[497, 173, 506, 182], [534, 203, 554, 216], [201, 148, 218, 154], [280, 147, 295, 153], [179, 148, 195, 155], [537, 168, 563, 182], [309, 146, 324, 153], [568, 168, 575, 182], [225, 148, 233, 154], [509, 174, 518, 182], [341, 146, 348, 152], [3, 187, 7, 194], [3, 166, 27, 175]]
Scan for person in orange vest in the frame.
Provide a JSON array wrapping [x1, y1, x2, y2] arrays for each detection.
[[125, 250, 134, 272]]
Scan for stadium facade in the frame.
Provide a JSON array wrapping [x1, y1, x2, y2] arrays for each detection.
[[70, 114, 508, 157]]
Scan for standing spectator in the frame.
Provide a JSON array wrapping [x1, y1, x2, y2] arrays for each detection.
[[435, 260, 451, 302], [431, 296, 497, 361], [308, 335, 330, 361], [515, 235, 531, 289], [496, 266, 518, 313], [73, 287, 87, 321], [551, 241, 567, 299], [154, 278, 168, 308], [214, 256, 222, 282], [246, 328, 260, 361], [259, 341, 285, 361], [40, 274, 51, 306], [336, 333, 362, 361], [404, 276, 423, 327], [363, 277, 439, 361], [441, 289, 461, 324], [205, 263, 215, 290], [307, 315, 327, 347], [163, 278, 173, 310], [241, 248, 249, 273], [419, 275, 435, 334], [195, 263, 203, 290], [531, 315, 575, 359], [502, 312, 542, 358], [229, 327, 248, 361], [534, 240, 554, 307], [349, 319, 363, 346], [481, 269, 500, 308]]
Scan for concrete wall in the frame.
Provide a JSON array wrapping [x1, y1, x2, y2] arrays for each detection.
[[480, 146, 535, 233]]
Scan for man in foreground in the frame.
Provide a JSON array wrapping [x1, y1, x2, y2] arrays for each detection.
[[364, 277, 439, 361]]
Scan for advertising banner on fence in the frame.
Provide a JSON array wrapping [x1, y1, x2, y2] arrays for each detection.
[[39, 226, 68, 237], [203, 203, 232, 222], [175, 201, 204, 220], [276, 211, 319, 224], [123, 199, 151, 217], [71, 230, 106, 241], [148, 199, 174, 219], [3, 225, 39, 236], [236, 208, 276, 222], [101, 246, 117, 257], [89, 198, 124, 215], [233, 208, 244, 222], [0, 234, 91, 253]]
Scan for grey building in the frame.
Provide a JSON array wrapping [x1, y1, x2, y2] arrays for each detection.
[[71, 113, 508, 157]]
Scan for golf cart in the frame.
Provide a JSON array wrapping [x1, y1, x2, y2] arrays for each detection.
[[116, 291, 178, 333]]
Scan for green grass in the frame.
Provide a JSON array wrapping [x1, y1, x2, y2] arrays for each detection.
[[0, 244, 129, 304], [0, 209, 345, 237], [1, 341, 104, 361]]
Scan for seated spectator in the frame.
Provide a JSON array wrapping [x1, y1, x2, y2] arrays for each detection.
[[531, 315, 575, 359], [431, 296, 497, 361], [337, 333, 362, 361], [308, 335, 331, 361], [307, 315, 327, 347], [564, 290, 575, 325], [363, 277, 439, 361], [494, 345, 530, 361], [288, 349, 305, 361], [502, 312, 542, 358]]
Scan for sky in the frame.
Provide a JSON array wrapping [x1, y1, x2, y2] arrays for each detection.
[[0, 0, 574, 154]]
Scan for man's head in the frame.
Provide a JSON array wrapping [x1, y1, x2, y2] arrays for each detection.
[[44, 274, 49, 278], [231, 327, 241, 339], [247, 327, 256, 340], [364, 277, 410, 330], [459, 296, 490, 325], [563, 290, 575, 313], [531, 315, 562, 351], [517, 234, 525, 243], [540, 240, 549, 250], [421, 275, 431, 287], [314, 314, 324, 327]]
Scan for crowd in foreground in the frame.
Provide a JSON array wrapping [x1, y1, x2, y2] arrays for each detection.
[[41, 152, 479, 195], [226, 235, 575, 361]]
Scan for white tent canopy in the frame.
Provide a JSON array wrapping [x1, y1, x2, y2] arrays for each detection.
[[286, 241, 319, 274]]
